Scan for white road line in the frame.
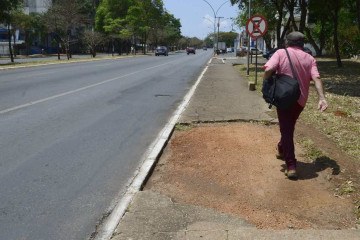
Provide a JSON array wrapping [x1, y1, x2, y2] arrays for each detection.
[[93, 58, 212, 240], [0, 60, 177, 115]]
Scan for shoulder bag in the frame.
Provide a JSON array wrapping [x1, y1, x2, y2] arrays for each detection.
[[262, 48, 301, 109]]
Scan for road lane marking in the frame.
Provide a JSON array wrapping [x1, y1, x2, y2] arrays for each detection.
[[93, 57, 212, 240], [0, 60, 178, 115]]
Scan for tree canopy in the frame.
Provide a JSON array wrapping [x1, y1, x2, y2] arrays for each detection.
[[0, 0, 23, 24], [95, 0, 182, 53], [230, 0, 360, 66]]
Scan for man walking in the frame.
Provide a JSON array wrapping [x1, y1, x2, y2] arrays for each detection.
[[263, 31, 328, 180]]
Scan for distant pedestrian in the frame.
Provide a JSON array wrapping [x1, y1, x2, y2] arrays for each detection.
[[262, 31, 328, 180]]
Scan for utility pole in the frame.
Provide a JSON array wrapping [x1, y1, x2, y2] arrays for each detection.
[[200, 0, 230, 55], [247, 0, 251, 76], [216, 16, 224, 53]]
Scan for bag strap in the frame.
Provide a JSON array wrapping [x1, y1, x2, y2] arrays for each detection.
[[285, 48, 299, 81]]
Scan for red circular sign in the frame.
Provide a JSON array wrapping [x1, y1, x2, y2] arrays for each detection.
[[246, 15, 268, 38]]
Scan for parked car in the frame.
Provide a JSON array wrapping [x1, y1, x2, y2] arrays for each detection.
[[262, 47, 313, 60], [202, 46, 207, 50], [155, 46, 168, 56], [262, 48, 278, 59], [186, 47, 196, 55]]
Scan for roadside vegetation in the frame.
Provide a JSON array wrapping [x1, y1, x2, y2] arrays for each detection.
[[234, 59, 360, 161], [302, 59, 360, 160]]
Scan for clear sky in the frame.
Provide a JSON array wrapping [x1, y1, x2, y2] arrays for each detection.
[[163, 0, 241, 39]]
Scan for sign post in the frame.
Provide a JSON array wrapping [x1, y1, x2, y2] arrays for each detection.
[[246, 15, 268, 90]]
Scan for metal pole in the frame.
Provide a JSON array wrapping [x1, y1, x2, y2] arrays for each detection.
[[216, 17, 224, 53], [200, 0, 216, 54], [255, 39, 258, 85], [246, 0, 251, 76], [201, 0, 229, 55]]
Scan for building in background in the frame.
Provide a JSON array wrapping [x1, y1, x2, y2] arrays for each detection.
[[0, 0, 51, 55], [24, 0, 50, 14]]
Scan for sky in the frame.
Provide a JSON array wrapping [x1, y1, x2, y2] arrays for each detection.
[[162, 0, 241, 39]]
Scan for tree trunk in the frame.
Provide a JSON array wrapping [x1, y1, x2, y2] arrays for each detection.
[[57, 42, 61, 60], [143, 33, 147, 55], [91, 46, 96, 57], [318, 21, 327, 54], [276, 17, 282, 47], [333, 3, 342, 67], [7, 27, 14, 63], [299, 0, 308, 32], [26, 31, 30, 56], [287, 0, 298, 31], [357, 0, 360, 31], [12, 32, 16, 57], [66, 33, 70, 60], [112, 39, 114, 56], [305, 27, 322, 56]]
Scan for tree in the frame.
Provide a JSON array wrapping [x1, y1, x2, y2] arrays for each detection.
[[9, 10, 32, 56], [306, 0, 332, 56], [340, 0, 360, 57], [0, 0, 23, 62], [218, 31, 238, 48], [126, 0, 165, 54], [95, 0, 180, 54], [0, 0, 22, 21], [204, 33, 215, 48], [163, 14, 182, 50], [148, 12, 181, 49], [43, 0, 87, 60], [95, 0, 134, 54], [230, 0, 354, 67], [327, 0, 343, 67], [82, 29, 104, 57]]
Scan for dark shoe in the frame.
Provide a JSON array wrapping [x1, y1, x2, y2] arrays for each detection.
[[276, 152, 284, 160], [285, 169, 298, 180]]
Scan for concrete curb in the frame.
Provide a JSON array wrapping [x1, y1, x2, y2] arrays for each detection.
[[93, 58, 212, 240]]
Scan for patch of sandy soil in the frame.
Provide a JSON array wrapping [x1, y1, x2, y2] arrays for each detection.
[[145, 122, 359, 230]]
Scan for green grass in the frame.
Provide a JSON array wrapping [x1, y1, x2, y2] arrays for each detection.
[[302, 59, 360, 160], [174, 123, 193, 131], [0, 54, 141, 69]]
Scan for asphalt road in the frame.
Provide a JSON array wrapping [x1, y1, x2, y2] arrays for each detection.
[[0, 50, 212, 240]]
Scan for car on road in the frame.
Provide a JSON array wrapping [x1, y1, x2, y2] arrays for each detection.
[[203, 46, 207, 50], [186, 47, 196, 55], [262, 47, 313, 60], [226, 48, 233, 53], [155, 46, 168, 56]]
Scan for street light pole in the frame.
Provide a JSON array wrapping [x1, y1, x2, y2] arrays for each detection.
[[216, 16, 224, 53], [247, 0, 251, 76], [201, 0, 230, 54]]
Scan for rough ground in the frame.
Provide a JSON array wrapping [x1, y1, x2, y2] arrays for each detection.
[[145, 121, 359, 230]]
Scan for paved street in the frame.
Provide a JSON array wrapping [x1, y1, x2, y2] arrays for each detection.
[[0, 50, 212, 240]]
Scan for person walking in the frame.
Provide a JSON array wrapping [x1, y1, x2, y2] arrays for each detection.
[[262, 31, 328, 180]]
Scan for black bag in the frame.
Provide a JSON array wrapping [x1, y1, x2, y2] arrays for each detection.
[[262, 48, 301, 109], [262, 74, 300, 109]]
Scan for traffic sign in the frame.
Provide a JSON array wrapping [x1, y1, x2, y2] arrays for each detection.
[[246, 15, 268, 39]]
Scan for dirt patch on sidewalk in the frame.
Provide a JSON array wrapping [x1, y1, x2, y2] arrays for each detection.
[[145, 122, 359, 230]]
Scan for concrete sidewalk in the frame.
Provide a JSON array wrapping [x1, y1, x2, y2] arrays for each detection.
[[111, 57, 360, 240]]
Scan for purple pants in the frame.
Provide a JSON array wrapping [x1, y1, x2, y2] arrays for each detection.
[[276, 103, 304, 170]]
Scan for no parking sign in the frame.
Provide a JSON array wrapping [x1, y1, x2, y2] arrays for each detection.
[[246, 15, 268, 39]]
